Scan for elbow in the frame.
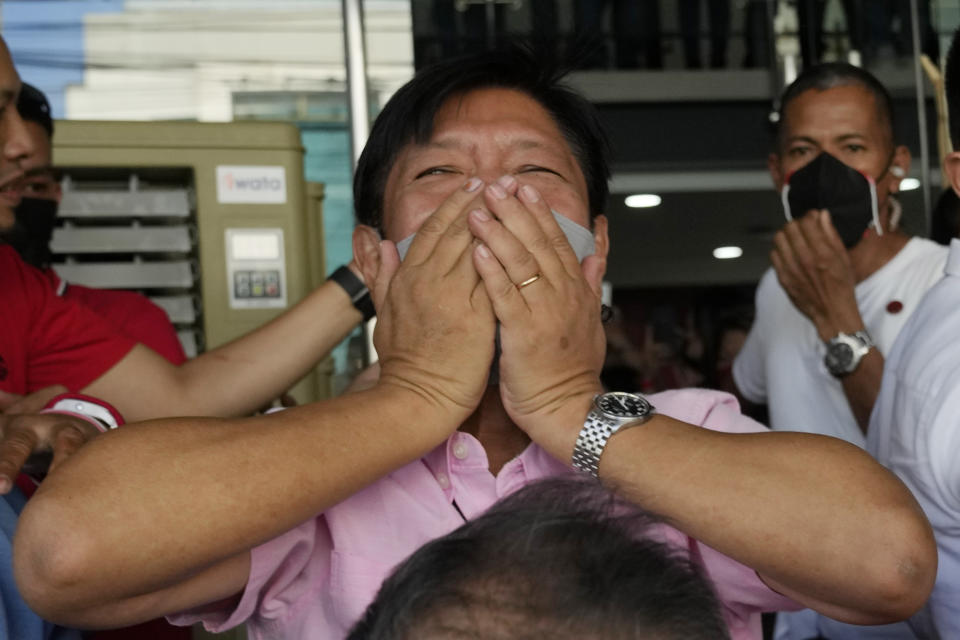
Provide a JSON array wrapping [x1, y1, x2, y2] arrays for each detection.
[[857, 505, 938, 624], [13, 498, 101, 625], [876, 530, 937, 622]]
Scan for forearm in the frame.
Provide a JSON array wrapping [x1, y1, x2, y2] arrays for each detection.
[[840, 350, 884, 433], [14, 385, 457, 615], [599, 418, 936, 622], [812, 308, 883, 434], [85, 279, 363, 421]]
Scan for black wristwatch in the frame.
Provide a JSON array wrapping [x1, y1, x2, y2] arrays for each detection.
[[328, 265, 375, 321]]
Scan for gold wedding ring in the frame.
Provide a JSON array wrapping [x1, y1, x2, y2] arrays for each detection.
[[517, 274, 542, 289]]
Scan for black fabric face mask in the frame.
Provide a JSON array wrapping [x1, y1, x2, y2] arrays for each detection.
[[0, 197, 58, 269], [781, 152, 881, 249]]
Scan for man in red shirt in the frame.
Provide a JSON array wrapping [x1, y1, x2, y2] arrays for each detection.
[[0, 82, 186, 365], [0, 35, 369, 483]]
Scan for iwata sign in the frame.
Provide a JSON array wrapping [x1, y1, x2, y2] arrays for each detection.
[[216, 165, 287, 204]]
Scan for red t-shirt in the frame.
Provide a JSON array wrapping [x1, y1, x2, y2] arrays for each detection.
[[2, 247, 191, 640], [46, 271, 187, 366], [0, 245, 137, 395]]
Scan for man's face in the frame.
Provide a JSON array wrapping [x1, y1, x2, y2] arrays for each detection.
[[380, 87, 592, 243], [770, 84, 905, 216], [0, 121, 56, 230], [0, 40, 37, 227], [770, 85, 909, 216]]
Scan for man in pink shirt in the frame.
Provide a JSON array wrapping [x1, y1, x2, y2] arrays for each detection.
[[15, 48, 936, 640]]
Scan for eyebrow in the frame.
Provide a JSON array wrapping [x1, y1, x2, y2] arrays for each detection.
[[786, 132, 867, 145], [420, 137, 558, 154]]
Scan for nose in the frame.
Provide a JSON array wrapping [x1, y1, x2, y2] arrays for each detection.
[[3, 103, 36, 169]]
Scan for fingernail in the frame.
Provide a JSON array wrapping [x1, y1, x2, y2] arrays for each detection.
[[471, 208, 490, 222], [477, 244, 491, 259], [496, 174, 516, 190], [487, 183, 507, 200], [520, 184, 540, 203], [465, 177, 483, 192], [0, 478, 10, 494]]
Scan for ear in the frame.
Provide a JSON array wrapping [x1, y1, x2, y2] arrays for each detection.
[[352, 225, 382, 288], [583, 215, 609, 295], [768, 152, 784, 190], [592, 214, 610, 264], [944, 150, 960, 197], [888, 145, 912, 193]]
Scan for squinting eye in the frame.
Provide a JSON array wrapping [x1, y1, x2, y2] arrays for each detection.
[[788, 147, 811, 158], [518, 165, 561, 177], [414, 167, 457, 179]]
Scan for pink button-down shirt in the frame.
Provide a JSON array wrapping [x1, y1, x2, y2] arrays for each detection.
[[171, 389, 798, 639]]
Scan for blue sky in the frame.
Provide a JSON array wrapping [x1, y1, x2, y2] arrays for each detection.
[[2, 0, 124, 117]]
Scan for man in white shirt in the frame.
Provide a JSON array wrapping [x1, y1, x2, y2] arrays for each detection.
[[733, 63, 948, 639], [866, 27, 960, 639], [734, 63, 947, 450]]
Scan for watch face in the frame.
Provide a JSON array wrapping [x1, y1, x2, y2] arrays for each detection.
[[826, 342, 854, 372], [596, 392, 650, 418]]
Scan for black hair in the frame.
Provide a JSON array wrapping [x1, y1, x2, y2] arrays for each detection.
[[353, 45, 611, 232], [946, 27, 960, 150], [347, 476, 730, 640], [774, 62, 895, 151], [17, 83, 53, 139]]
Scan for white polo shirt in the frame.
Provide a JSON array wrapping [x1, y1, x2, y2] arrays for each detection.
[[733, 237, 948, 447], [867, 238, 960, 639]]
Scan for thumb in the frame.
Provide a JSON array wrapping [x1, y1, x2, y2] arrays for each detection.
[[372, 240, 401, 312], [0, 391, 24, 413]]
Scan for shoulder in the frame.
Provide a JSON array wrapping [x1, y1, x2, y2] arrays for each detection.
[[897, 237, 949, 277], [648, 388, 766, 434], [64, 285, 157, 317]]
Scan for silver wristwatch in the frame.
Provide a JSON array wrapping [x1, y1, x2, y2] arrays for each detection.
[[824, 330, 875, 377], [572, 391, 656, 478]]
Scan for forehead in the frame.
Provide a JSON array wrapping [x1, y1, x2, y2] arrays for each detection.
[[782, 84, 888, 139], [0, 41, 17, 92], [430, 87, 568, 141]]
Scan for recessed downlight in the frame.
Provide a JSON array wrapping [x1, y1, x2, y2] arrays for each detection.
[[899, 177, 920, 191], [713, 246, 743, 260], [624, 194, 662, 208]]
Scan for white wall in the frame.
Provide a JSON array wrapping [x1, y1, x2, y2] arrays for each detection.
[[66, 0, 413, 121]]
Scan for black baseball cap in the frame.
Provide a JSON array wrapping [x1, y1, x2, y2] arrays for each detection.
[[17, 82, 53, 138]]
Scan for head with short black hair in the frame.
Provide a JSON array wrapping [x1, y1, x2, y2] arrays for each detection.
[[774, 62, 896, 154], [353, 45, 610, 233], [17, 83, 52, 140], [347, 477, 730, 640]]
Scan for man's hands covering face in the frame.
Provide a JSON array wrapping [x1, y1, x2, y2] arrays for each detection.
[[771, 210, 864, 340], [368, 178, 496, 424], [468, 176, 606, 443], [0, 386, 101, 494]]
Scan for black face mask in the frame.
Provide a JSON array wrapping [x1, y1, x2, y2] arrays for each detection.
[[0, 198, 58, 269], [781, 152, 882, 249]]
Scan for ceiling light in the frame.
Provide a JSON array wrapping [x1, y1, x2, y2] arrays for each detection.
[[899, 177, 920, 191], [625, 194, 661, 208], [713, 246, 743, 260]]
